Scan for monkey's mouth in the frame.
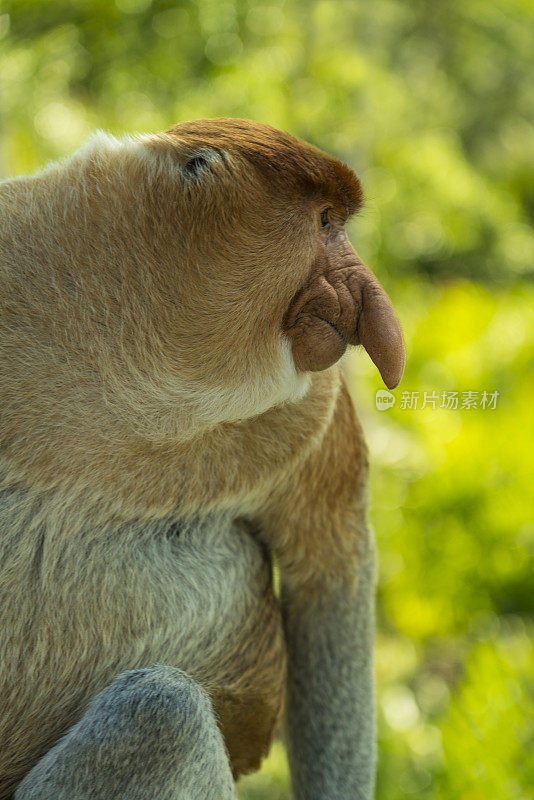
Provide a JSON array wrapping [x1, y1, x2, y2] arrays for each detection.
[[284, 313, 351, 373], [323, 319, 349, 345], [283, 276, 358, 373]]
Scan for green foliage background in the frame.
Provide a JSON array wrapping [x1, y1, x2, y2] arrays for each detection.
[[1, 1, 533, 797]]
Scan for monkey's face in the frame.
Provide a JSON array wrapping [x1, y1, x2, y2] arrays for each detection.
[[282, 212, 405, 389], [38, 120, 403, 429], [158, 119, 405, 403]]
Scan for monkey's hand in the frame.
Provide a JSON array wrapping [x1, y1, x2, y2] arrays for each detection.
[[259, 379, 375, 800]]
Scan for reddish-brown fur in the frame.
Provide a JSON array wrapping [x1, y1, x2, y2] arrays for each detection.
[[166, 118, 364, 216]]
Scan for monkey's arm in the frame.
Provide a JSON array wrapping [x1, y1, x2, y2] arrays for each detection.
[[261, 380, 375, 800]]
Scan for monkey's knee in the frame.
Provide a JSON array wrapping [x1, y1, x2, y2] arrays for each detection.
[[83, 666, 216, 752], [15, 667, 236, 800]]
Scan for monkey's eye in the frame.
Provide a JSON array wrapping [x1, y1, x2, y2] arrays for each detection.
[[320, 209, 330, 228]]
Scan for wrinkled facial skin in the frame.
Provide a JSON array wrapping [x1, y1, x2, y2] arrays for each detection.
[[283, 215, 406, 390]]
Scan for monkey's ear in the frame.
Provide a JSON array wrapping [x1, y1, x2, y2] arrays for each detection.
[[182, 149, 224, 178], [183, 153, 212, 177], [352, 266, 406, 390]]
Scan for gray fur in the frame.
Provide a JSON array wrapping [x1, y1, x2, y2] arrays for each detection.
[[283, 534, 376, 800], [0, 486, 276, 798], [2, 482, 377, 800], [15, 667, 237, 800]]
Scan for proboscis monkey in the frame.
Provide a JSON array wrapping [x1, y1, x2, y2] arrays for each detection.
[[0, 119, 405, 800]]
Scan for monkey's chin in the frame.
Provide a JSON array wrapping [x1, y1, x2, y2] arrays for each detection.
[[180, 339, 310, 428]]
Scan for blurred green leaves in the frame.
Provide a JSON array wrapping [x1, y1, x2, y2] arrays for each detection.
[[1, 0, 533, 280], [345, 280, 534, 799], [0, 1, 533, 797]]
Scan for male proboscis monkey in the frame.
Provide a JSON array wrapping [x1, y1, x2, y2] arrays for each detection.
[[0, 119, 405, 799]]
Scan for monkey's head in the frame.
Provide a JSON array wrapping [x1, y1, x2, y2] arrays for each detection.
[[142, 119, 405, 420], [2, 118, 405, 436]]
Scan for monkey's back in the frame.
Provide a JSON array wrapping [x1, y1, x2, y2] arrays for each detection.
[[0, 495, 286, 798]]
